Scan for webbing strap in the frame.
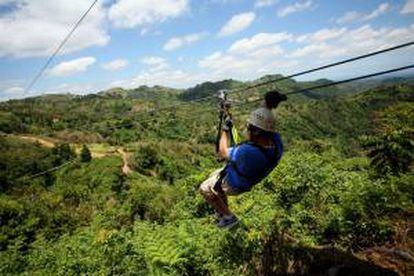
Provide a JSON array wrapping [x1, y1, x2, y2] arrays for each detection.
[[213, 165, 228, 192]]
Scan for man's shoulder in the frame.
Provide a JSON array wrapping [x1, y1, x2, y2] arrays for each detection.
[[235, 143, 265, 158], [236, 142, 257, 152]]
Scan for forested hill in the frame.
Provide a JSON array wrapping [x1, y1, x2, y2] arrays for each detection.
[[0, 75, 413, 275]]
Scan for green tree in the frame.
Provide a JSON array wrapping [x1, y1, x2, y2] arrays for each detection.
[[361, 130, 413, 175], [80, 145, 92, 162], [52, 143, 76, 165], [131, 145, 160, 175]]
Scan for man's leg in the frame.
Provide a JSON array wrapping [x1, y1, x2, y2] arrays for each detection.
[[218, 189, 228, 206], [199, 188, 232, 216], [199, 169, 233, 216]]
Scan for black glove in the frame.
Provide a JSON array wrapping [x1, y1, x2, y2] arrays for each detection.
[[222, 117, 233, 132]]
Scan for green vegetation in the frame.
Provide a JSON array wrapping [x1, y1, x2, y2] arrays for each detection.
[[80, 145, 92, 163], [0, 76, 413, 274]]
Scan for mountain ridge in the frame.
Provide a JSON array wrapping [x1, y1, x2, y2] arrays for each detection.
[[3, 73, 413, 103]]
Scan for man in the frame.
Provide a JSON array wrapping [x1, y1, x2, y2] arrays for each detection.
[[199, 91, 286, 228]]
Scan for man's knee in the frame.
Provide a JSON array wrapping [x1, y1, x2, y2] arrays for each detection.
[[199, 168, 225, 198], [198, 185, 207, 196], [199, 183, 212, 198]]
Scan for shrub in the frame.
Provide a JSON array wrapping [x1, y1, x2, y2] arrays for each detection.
[[80, 145, 92, 162], [131, 145, 160, 175]]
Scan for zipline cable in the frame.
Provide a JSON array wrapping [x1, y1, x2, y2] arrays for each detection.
[[16, 159, 76, 181], [227, 64, 414, 107], [18, 64, 414, 181], [24, 0, 99, 93], [231, 41, 414, 94], [130, 40, 414, 116], [107, 62, 414, 131], [72, 41, 414, 133], [125, 64, 414, 135], [285, 64, 414, 95]]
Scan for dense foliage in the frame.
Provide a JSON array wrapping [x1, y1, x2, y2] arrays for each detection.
[[0, 77, 413, 275]]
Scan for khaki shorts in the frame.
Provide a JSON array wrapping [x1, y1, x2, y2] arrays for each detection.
[[199, 168, 241, 197]]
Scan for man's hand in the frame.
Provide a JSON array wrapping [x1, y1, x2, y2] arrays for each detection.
[[222, 117, 233, 132]]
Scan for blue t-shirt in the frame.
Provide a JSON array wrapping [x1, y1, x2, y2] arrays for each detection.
[[225, 132, 283, 192]]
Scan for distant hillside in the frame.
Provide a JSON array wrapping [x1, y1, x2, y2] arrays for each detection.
[[2, 73, 413, 105], [337, 75, 414, 93], [99, 85, 183, 100], [178, 79, 244, 101]]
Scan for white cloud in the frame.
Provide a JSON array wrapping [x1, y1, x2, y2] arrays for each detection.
[[336, 3, 391, 24], [4, 86, 25, 95], [0, 78, 38, 101], [49, 57, 96, 77], [254, 0, 278, 8], [364, 3, 391, 20], [130, 69, 204, 88], [290, 42, 341, 59], [208, 0, 241, 3], [199, 23, 414, 82], [199, 49, 298, 81], [140, 56, 170, 72], [102, 59, 128, 71], [139, 27, 162, 36], [0, 78, 23, 96], [199, 32, 293, 80], [112, 58, 205, 89], [277, 0, 313, 18], [110, 23, 414, 90], [0, 0, 109, 58], [140, 56, 166, 66], [290, 24, 414, 60], [335, 11, 361, 24], [218, 12, 256, 37], [41, 82, 96, 95], [1, 86, 26, 101], [401, 0, 414, 14], [163, 32, 208, 51], [108, 0, 189, 28], [228, 32, 292, 54], [306, 28, 347, 42]]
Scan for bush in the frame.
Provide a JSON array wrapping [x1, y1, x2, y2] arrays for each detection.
[[121, 178, 178, 223], [131, 145, 160, 175], [80, 145, 92, 162]]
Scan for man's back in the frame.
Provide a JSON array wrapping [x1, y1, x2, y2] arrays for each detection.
[[225, 132, 283, 192]]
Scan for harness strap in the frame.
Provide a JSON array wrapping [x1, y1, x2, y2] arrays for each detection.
[[213, 165, 228, 192], [212, 166, 229, 205], [213, 141, 279, 194]]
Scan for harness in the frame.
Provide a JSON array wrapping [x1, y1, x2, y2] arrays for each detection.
[[213, 141, 279, 194]]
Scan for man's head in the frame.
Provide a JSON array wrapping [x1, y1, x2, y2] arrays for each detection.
[[246, 90, 287, 140], [247, 107, 277, 133], [246, 123, 273, 141]]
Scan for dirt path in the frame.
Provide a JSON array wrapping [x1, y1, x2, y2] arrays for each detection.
[[13, 135, 107, 158], [17, 135, 57, 148], [11, 134, 132, 175], [117, 148, 132, 175]]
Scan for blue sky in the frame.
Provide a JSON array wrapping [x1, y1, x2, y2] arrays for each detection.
[[0, 0, 413, 100]]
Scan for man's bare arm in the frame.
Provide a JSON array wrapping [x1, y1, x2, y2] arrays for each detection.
[[219, 131, 229, 159]]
